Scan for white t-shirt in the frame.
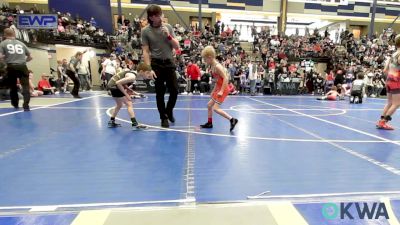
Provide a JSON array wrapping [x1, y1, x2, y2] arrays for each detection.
[[77, 63, 89, 74], [248, 64, 257, 80], [271, 39, 280, 47], [364, 75, 373, 86], [102, 59, 117, 75], [248, 63, 253, 80]]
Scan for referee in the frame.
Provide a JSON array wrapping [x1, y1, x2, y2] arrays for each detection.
[[0, 28, 32, 111], [142, 4, 180, 128], [65, 50, 87, 98]]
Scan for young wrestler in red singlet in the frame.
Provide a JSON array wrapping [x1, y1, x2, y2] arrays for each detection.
[[200, 46, 238, 132], [377, 35, 400, 130]]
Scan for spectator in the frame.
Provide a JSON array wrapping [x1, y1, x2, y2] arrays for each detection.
[[37, 73, 55, 95], [372, 75, 384, 97], [29, 71, 43, 97], [228, 63, 236, 81], [77, 61, 91, 91], [364, 71, 374, 96], [102, 54, 117, 85], [186, 59, 201, 94], [334, 69, 345, 86], [199, 69, 210, 92], [228, 80, 239, 95], [248, 61, 257, 96]]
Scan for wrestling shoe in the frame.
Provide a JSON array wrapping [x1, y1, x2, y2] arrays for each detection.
[[376, 120, 394, 130], [200, 122, 213, 128], [108, 120, 121, 128], [132, 124, 148, 130], [230, 118, 238, 132]]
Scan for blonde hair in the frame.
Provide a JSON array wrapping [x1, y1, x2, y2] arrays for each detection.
[[201, 46, 216, 59], [137, 63, 152, 72]]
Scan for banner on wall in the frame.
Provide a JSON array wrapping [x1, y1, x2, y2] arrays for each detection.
[[17, 14, 58, 29]]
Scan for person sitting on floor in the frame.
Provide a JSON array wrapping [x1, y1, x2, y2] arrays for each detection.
[[37, 73, 56, 95], [228, 80, 239, 95], [29, 71, 43, 97]]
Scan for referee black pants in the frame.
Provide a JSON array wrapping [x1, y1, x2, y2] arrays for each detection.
[[66, 70, 80, 97], [152, 59, 178, 120], [6, 64, 30, 109]]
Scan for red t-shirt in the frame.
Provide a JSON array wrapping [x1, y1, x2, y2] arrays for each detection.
[[184, 39, 191, 48], [187, 64, 201, 80], [278, 52, 287, 59], [38, 79, 51, 91], [289, 65, 297, 73], [268, 61, 276, 70], [327, 73, 334, 81], [314, 44, 322, 52]]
